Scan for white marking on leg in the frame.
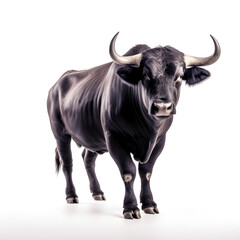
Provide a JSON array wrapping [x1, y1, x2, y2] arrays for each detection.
[[123, 174, 132, 183], [146, 172, 151, 181]]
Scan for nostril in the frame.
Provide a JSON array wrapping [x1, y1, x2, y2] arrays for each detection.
[[167, 104, 173, 111], [151, 103, 159, 114]]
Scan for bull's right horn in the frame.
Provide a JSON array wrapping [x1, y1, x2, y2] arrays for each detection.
[[184, 35, 221, 67], [109, 32, 142, 66]]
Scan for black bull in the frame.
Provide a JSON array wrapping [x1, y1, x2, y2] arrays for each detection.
[[47, 33, 220, 219]]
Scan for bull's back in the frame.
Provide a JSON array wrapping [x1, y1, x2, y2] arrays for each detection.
[[50, 62, 112, 153]]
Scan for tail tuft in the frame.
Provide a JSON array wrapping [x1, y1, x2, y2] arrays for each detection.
[[55, 148, 61, 174]]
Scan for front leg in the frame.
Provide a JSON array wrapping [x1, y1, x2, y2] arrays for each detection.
[[106, 133, 141, 219], [139, 135, 166, 214]]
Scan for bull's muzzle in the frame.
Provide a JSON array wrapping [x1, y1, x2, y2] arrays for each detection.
[[152, 101, 176, 117]]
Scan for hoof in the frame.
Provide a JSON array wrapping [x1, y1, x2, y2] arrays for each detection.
[[66, 197, 79, 204], [93, 194, 106, 201], [143, 206, 159, 214], [123, 210, 141, 219]]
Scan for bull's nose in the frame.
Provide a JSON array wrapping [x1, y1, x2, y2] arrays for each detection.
[[153, 102, 174, 116]]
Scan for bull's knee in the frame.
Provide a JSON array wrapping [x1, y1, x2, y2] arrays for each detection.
[[146, 172, 152, 181], [123, 174, 133, 183]]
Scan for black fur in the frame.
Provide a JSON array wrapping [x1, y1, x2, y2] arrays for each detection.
[[124, 44, 151, 56], [117, 66, 141, 85]]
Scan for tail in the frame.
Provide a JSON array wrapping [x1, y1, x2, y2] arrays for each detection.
[[55, 148, 62, 174]]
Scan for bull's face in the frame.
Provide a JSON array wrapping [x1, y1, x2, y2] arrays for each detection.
[[117, 47, 185, 118], [110, 33, 220, 118]]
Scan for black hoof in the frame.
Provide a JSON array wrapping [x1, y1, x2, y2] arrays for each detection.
[[123, 210, 141, 219], [66, 197, 79, 204], [143, 206, 159, 214], [93, 194, 106, 201]]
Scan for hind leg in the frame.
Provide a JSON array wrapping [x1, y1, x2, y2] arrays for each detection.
[[57, 136, 78, 204], [82, 148, 105, 200], [47, 91, 78, 203]]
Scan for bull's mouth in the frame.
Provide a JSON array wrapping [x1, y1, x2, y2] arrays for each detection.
[[157, 115, 172, 119], [154, 114, 174, 121]]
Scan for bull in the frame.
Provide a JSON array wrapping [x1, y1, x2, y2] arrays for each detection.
[[47, 33, 220, 219]]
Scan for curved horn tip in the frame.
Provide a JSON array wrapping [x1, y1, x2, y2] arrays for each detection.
[[184, 35, 221, 67], [210, 34, 221, 51], [210, 34, 216, 41], [111, 32, 120, 43], [210, 34, 220, 46], [210, 34, 221, 59], [109, 32, 120, 63], [109, 32, 142, 66], [115, 31, 120, 37]]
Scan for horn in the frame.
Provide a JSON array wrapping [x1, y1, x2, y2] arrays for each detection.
[[109, 32, 142, 66], [184, 35, 221, 67]]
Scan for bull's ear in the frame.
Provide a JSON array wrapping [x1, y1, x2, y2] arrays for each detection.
[[117, 65, 141, 85], [183, 66, 211, 85]]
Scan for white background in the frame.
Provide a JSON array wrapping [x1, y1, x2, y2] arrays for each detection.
[[0, 0, 240, 239]]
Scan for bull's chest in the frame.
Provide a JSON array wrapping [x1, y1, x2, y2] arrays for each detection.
[[105, 97, 172, 163], [116, 116, 172, 163], [110, 118, 159, 163], [124, 129, 158, 163]]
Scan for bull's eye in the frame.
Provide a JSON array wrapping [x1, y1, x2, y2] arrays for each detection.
[[175, 76, 182, 88], [175, 76, 183, 81], [144, 75, 150, 81]]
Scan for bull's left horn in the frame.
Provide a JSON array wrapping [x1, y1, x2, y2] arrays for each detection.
[[184, 35, 221, 67], [109, 32, 142, 66]]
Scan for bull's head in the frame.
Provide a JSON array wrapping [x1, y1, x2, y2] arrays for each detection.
[[109, 32, 221, 118]]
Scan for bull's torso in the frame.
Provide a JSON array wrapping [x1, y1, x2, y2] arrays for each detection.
[[55, 63, 173, 161]]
